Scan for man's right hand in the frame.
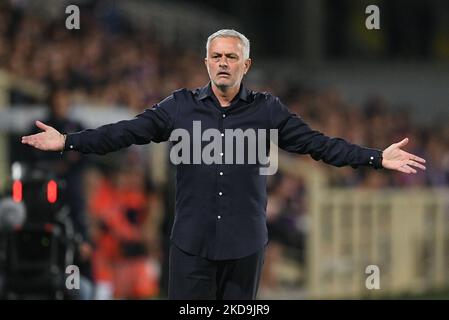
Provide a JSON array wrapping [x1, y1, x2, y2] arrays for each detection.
[[21, 121, 66, 152]]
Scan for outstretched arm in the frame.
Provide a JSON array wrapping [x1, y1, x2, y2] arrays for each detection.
[[21, 94, 178, 155], [270, 96, 426, 174]]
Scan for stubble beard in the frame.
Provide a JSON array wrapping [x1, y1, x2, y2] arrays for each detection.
[[213, 77, 236, 93]]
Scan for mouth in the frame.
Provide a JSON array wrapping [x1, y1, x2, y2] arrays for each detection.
[[217, 71, 230, 77]]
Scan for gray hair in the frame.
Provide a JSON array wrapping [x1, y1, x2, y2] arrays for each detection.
[[206, 29, 250, 60]]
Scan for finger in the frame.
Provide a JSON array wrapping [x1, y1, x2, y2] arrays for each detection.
[[21, 135, 39, 148], [407, 153, 426, 164], [399, 164, 417, 174], [396, 166, 410, 174], [21, 136, 32, 144], [23, 139, 34, 147], [396, 137, 409, 148], [35, 120, 51, 132], [408, 160, 426, 170], [21, 134, 36, 143]]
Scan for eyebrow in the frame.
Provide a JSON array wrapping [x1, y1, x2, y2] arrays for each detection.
[[211, 52, 239, 57]]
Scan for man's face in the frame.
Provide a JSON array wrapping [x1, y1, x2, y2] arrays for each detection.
[[205, 37, 251, 90], [52, 90, 70, 119]]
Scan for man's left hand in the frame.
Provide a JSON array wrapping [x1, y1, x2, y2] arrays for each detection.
[[382, 138, 426, 174]]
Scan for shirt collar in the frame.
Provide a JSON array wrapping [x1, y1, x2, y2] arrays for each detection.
[[196, 82, 250, 103]]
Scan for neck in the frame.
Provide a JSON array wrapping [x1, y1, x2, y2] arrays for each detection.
[[211, 82, 240, 107]]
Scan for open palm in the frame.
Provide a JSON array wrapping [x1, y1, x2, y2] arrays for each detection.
[[21, 121, 65, 152], [382, 138, 426, 174]]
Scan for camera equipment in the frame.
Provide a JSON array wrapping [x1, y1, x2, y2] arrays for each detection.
[[0, 162, 75, 299], [0, 199, 26, 231]]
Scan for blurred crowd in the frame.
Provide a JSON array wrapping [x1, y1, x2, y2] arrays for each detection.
[[1, 1, 448, 298], [281, 86, 449, 189], [0, 1, 208, 111]]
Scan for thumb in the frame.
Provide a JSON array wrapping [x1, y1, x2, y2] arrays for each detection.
[[35, 120, 51, 132], [396, 137, 409, 148]]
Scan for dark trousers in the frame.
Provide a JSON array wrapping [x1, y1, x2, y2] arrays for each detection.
[[168, 243, 265, 300]]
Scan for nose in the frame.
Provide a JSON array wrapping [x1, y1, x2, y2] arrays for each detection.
[[218, 56, 229, 68]]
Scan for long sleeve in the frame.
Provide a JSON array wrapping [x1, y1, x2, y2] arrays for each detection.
[[269, 96, 383, 169], [64, 94, 178, 155]]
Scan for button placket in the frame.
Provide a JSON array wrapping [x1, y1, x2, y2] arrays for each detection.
[[217, 111, 227, 222]]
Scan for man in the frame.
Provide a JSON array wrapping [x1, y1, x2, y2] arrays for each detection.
[[25, 87, 94, 299], [21, 29, 426, 300], [27, 88, 90, 246]]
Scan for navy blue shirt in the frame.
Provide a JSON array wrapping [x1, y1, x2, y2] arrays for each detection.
[[65, 83, 383, 260]]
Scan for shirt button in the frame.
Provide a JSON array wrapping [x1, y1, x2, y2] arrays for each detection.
[[218, 192, 223, 196], [222, 114, 226, 118], [370, 156, 374, 160], [220, 152, 224, 157], [69, 145, 73, 149], [217, 215, 221, 219], [221, 133, 224, 137], [219, 172, 223, 176]]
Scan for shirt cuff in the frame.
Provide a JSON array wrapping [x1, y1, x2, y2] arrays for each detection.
[[350, 148, 383, 170], [64, 133, 77, 152], [365, 148, 383, 169]]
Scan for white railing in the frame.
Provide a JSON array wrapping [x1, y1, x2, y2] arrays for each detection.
[[279, 153, 449, 299]]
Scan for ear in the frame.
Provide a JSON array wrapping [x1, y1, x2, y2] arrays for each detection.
[[244, 58, 252, 75], [204, 57, 208, 68]]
